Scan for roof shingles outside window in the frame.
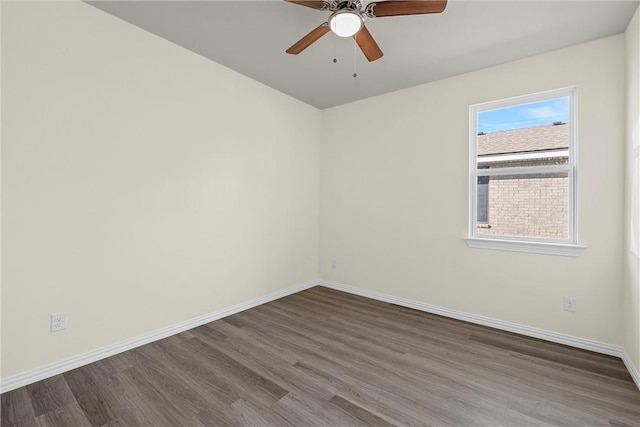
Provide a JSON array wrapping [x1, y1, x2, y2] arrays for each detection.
[[477, 123, 569, 156]]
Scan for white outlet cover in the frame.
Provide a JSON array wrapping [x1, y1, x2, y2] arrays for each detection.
[[51, 313, 67, 332], [563, 297, 576, 312]]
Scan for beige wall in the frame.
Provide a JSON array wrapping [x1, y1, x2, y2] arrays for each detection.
[[624, 6, 640, 373], [321, 35, 625, 345], [1, 1, 320, 377]]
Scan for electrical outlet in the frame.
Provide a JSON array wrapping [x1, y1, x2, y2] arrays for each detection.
[[331, 259, 337, 269], [563, 297, 576, 312], [51, 313, 66, 332]]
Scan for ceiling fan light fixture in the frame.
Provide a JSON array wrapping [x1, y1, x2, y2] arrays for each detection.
[[328, 10, 364, 37]]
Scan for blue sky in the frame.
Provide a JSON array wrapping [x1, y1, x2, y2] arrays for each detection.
[[478, 96, 570, 133]]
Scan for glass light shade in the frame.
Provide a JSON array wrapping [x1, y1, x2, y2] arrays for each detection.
[[329, 11, 363, 37]]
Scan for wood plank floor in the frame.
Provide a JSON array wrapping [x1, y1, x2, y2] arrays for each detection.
[[2, 286, 639, 426]]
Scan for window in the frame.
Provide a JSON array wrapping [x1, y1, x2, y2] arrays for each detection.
[[477, 166, 489, 223], [465, 87, 585, 256]]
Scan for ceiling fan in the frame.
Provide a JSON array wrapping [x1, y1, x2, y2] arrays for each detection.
[[285, 0, 448, 62]]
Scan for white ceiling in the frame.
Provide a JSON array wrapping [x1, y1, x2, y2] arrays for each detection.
[[88, 0, 639, 109]]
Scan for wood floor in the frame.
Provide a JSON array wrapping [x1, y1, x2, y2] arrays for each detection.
[[2, 286, 639, 426]]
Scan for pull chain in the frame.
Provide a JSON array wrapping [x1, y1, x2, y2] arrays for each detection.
[[353, 34, 358, 78]]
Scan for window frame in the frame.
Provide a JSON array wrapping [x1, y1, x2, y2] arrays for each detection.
[[465, 87, 585, 257]]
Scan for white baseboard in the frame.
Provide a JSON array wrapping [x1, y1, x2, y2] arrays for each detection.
[[622, 350, 640, 390], [0, 280, 317, 394], [318, 280, 624, 357]]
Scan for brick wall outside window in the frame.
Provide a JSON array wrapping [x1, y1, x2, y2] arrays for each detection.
[[477, 170, 569, 239]]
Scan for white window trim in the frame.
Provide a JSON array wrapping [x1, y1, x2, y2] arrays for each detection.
[[466, 86, 585, 257], [477, 149, 569, 164], [464, 237, 585, 257]]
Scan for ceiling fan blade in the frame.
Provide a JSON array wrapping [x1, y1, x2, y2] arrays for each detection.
[[285, 0, 326, 10], [369, 0, 447, 17], [286, 23, 330, 54], [354, 26, 383, 62]]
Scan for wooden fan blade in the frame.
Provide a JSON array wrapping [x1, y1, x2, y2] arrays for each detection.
[[285, 0, 326, 10], [354, 26, 383, 62], [286, 23, 330, 54], [369, 0, 447, 17]]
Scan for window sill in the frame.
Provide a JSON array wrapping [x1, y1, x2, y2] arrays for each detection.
[[464, 237, 585, 257]]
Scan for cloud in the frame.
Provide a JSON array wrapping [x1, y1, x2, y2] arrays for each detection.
[[525, 105, 562, 120], [523, 98, 569, 121]]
